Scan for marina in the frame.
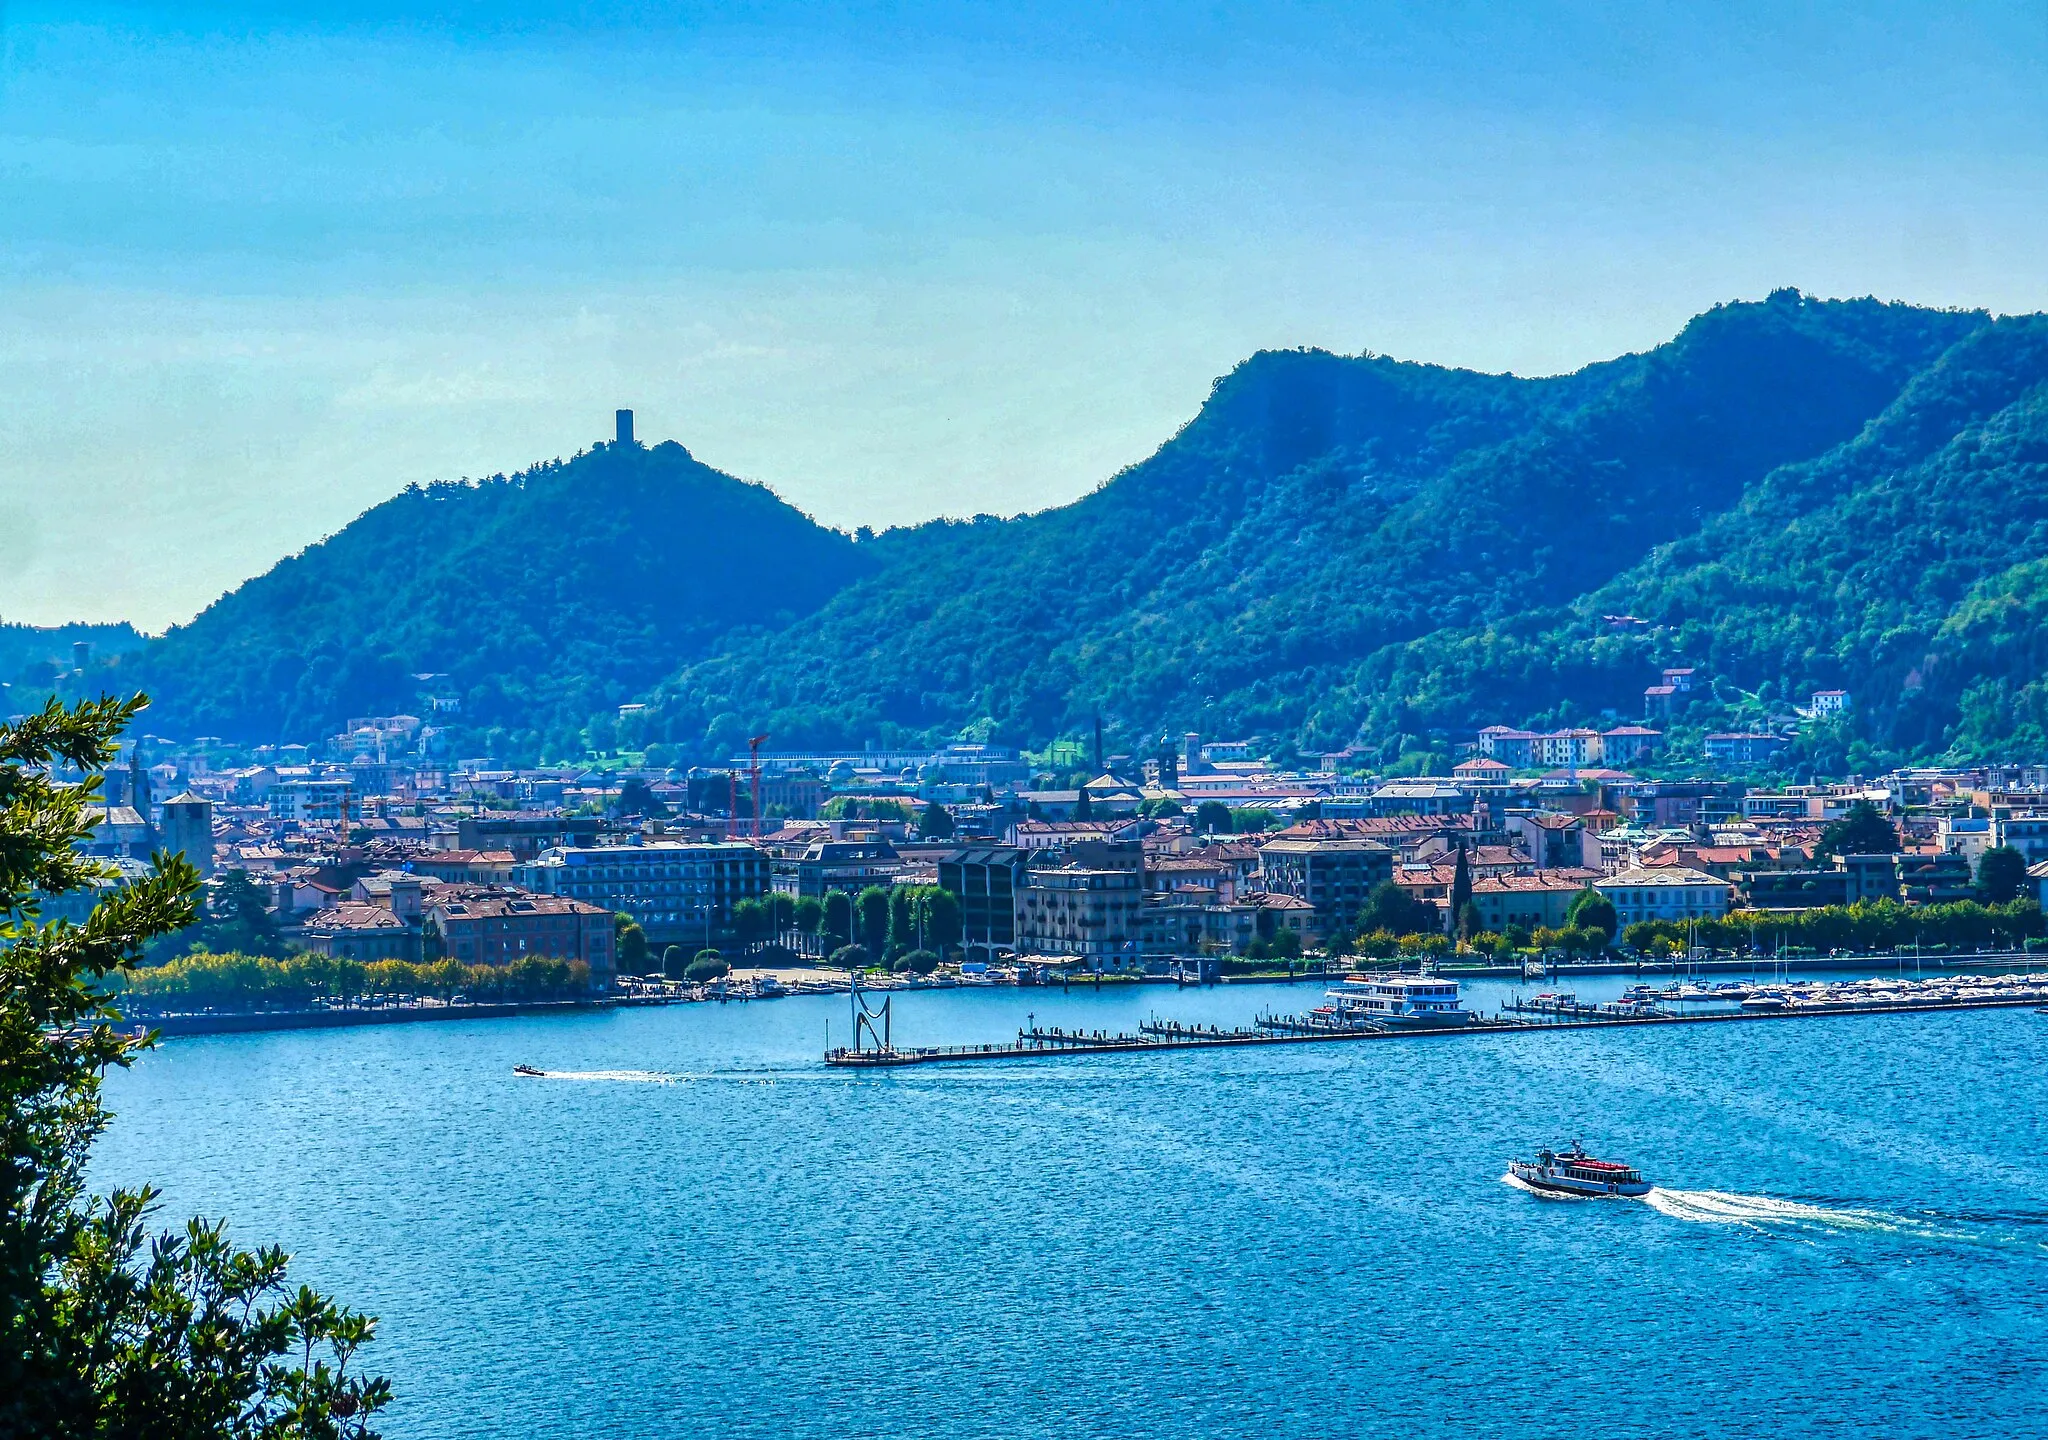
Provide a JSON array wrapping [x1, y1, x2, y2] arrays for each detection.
[[823, 969, 2048, 1065]]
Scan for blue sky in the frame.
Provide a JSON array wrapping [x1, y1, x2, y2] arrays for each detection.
[[3, 2, 2045, 628]]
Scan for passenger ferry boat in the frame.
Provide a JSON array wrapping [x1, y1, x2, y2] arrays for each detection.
[[1509, 1142, 1652, 1198], [1323, 973, 1473, 1028]]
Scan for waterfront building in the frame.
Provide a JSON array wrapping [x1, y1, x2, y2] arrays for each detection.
[[423, 890, 615, 981], [1504, 810, 1593, 870], [1992, 812, 2048, 864], [455, 813, 607, 859], [1015, 860, 1143, 969], [79, 804, 153, 860], [1364, 782, 1471, 817], [1007, 817, 1145, 849], [1137, 890, 1314, 957], [1595, 864, 1733, 926], [268, 777, 355, 824], [409, 849, 521, 885], [1704, 732, 1788, 766], [303, 903, 419, 962], [770, 837, 903, 898], [936, 846, 1025, 961], [1256, 835, 1395, 934], [518, 841, 769, 947], [1599, 725, 1663, 765], [31, 855, 153, 928], [1467, 871, 1602, 933]]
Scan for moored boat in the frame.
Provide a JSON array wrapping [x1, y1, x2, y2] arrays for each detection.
[[1324, 973, 1473, 1028], [1509, 1141, 1652, 1198]]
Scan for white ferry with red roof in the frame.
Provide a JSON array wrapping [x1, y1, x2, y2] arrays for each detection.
[[1509, 1142, 1652, 1198], [1321, 973, 1473, 1028]]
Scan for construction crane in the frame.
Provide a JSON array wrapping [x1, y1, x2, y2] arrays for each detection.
[[748, 734, 771, 840]]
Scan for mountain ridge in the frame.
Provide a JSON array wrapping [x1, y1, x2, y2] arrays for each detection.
[[115, 290, 2048, 773]]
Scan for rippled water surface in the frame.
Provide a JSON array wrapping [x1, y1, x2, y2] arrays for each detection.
[[95, 974, 2048, 1438]]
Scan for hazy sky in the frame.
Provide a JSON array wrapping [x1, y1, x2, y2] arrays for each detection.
[[3, 2, 2045, 629]]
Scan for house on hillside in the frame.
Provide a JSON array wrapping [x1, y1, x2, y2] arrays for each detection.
[[1476, 727, 1540, 767], [1532, 729, 1602, 770], [1703, 732, 1786, 766], [1599, 726, 1662, 765]]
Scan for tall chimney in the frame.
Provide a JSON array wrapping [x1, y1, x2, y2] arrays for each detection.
[[615, 409, 635, 447]]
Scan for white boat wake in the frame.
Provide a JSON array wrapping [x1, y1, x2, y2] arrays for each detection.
[[1645, 1188, 1909, 1231], [527, 1068, 676, 1084], [1505, 1174, 2047, 1253], [1644, 1188, 2048, 1253]]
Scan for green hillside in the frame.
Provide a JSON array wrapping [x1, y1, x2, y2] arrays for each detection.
[[0, 623, 147, 712], [1332, 312, 2048, 768], [123, 289, 2048, 772], [640, 290, 2003, 764], [128, 440, 867, 751]]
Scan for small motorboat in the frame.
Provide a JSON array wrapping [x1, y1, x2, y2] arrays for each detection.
[[513, 1064, 546, 1077]]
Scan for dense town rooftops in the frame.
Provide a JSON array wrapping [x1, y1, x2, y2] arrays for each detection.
[[1269, 816, 1472, 840], [429, 892, 611, 920], [1599, 864, 1731, 888], [304, 903, 408, 933], [1470, 870, 1601, 894], [1258, 835, 1397, 855]]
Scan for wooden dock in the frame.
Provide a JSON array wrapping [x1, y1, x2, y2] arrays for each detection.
[[822, 995, 2048, 1067]]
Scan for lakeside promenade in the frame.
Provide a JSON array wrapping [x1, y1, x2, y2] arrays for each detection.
[[121, 950, 2048, 1038]]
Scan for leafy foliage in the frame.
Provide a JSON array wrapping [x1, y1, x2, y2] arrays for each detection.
[[115, 950, 593, 1009], [151, 870, 291, 963], [1816, 801, 1899, 858], [1624, 897, 2041, 953], [1355, 879, 1434, 937], [685, 952, 729, 982], [0, 697, 387, 1436], [1565, 886, 1618, 941], [1976, 845, 2030, 905], [613, 914, 649, 973]]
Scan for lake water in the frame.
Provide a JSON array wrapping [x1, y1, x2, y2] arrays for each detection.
[[96, 971, 2048, 1438]]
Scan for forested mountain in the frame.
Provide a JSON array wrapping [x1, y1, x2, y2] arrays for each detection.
[[127, 290, 2048, 771], [641, 290, 2016, 765], [0, 622, 146, 691], [128, 441, 868, 749]]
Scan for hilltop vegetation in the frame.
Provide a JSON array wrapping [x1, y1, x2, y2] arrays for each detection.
[[125, 441, 867, 751], [123, 290, 2048, 771], [641, 290, 2007, 765], [0, 622, 145, 697]]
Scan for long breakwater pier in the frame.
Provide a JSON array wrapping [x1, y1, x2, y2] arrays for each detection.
[[822, 992, 2048, 1067]]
